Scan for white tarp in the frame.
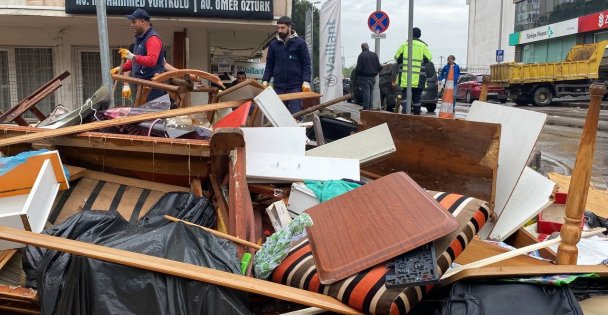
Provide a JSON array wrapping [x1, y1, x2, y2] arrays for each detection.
[[319, 0, 343, 102]]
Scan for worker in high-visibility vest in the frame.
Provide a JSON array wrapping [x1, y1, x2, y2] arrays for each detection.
[[394, 27, 433, 115]]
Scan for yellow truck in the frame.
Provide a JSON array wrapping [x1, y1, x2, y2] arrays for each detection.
[[490, 40, 608, 106]]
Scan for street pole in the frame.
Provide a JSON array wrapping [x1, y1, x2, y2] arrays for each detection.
[[439, 56, 444, 69], [95, 0, 113, 107], [375, 0, 381, 56], [405, 0, 413, 114], [498, 0, 504, 63]]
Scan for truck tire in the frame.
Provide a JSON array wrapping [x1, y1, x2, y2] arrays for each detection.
[[532, 86, 553, 106]]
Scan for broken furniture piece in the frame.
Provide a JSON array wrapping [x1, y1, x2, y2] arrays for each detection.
[[150, 69, 223, 108], [37, 85, 111, 129], [306, 122, 395, 165], [360, 110, 501, 206], [466, 101, 547, 238], [0, 150, 68, 250], [0, 71, 70, 126], [305, 172, 459, 284]]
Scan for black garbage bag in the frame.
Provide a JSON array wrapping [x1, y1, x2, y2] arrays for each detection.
[[24, 192, 250, 315]]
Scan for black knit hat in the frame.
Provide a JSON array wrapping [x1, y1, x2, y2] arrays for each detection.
[[413, 27, 421, 38], [277, 16, 292, 26]]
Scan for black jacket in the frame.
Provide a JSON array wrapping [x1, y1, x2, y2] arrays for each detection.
[[356, 49, 381, 77], [262, 32, 312, 89]]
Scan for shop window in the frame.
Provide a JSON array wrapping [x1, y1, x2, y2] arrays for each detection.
[[595, 31, 608, 43], [0, 51, 9, 113], [0, 47, 55, 119]]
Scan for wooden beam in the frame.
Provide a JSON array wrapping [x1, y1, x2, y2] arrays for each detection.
[[164, 215, 261, 250], [0, 226, 361, 315], [0, 100, 243, 147], [112, 74, 183, 93], [557, 83, 606, 265], [85, 170, 190, 192], [441, 265, 608, 286], [292, 94, 350, 119]]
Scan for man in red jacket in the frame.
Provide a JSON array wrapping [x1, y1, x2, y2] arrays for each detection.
[[111, 8, 166, 102]]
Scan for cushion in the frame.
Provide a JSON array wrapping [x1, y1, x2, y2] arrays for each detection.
[[271, 191, 490, 315]]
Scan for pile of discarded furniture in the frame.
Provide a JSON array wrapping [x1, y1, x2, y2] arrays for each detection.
[[0, 71, 606, 314]]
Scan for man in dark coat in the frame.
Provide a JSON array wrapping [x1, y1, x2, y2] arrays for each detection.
[[355, 43, 381, 110], [262, 16, 312, 113]]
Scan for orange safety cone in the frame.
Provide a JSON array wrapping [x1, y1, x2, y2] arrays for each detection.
[[438, 65, 455, 119]]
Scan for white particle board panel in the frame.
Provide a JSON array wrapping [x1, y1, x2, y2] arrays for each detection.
[[487, 167, 556, 241], [253, 88, 299, 127], [466, 101, 547, 218], [305, 123, 396, 165], [286, 182, 321, 218], [241, 127, 307, 156], [0, 160, 60, 250], [246, 152, 360, 183]]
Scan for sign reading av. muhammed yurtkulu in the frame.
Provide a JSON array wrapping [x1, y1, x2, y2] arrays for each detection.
[[65, 0, 273, 20]]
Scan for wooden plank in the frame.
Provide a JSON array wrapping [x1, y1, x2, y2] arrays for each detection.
[[548, 172, 608, 218], [505, 227, 557, 261], [0, 125, 211, 158], [360, 110, 500, 205], [111, 74, 183, 93], [0, 226, 362, 315], [441, 265, 608, 286], [442, 228, 605, 281], [557, 83, 606, 265], [292, 94, 350, 119], [454, 238, 552, 267], [0, 250, 17, 271], [485, 167, 555, 241], [164, 215, 261, 250], [467, 101, 547, 218], [85, 170, 190, 193], [0, 100, 244, 147], [229, 147, 255, 257], [152, 69, 223, 88], [0, 71, 69, 125], [306, 172, 459, 284], [306, 123, 396, 165], [65, 165, 86, 181]]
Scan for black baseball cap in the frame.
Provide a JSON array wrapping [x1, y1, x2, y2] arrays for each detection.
[[126, 8, 151, 21]]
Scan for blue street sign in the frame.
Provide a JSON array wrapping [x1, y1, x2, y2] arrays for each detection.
[[368, 11, 390, 34], [496, 49, 504, 62]]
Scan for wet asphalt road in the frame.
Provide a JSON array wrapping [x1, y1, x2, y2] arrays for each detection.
[[328, 100, 608, 189]]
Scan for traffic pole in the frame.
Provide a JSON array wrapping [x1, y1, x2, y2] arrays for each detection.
[[405, 0, 414, 114]]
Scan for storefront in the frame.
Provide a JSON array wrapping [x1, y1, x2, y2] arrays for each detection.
[[0, 0, 286, 114], [510, 0, 608, 64]]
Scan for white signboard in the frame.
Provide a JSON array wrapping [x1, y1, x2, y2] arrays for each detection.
[[371, 33, 386, 39], [518, 18, 578, 44], [319, 0, 343, 103], [234, 62, 266, 79], [217, 59, 232, 73]]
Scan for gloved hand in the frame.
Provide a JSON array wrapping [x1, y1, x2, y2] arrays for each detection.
[[118, 48, 135, 60], [111, 67, 121, 75], [121, 84, 132, 99], [261, 81, 269, 88], [302, 81, 311, 92]]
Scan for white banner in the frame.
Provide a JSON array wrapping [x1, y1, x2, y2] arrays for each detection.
[[234, 62, 266, 79], [517, 18, 578, 44], [305, 9, 313, 61], [319, 0, 343, 102]]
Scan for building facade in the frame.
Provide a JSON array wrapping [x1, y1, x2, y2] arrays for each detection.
[[0, 0, 289, 116], [466, 0, 516, 72], [509, 0, 608, 63]]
